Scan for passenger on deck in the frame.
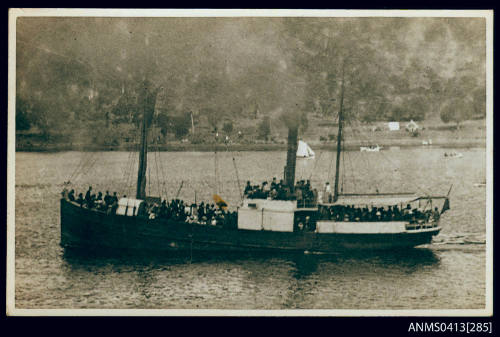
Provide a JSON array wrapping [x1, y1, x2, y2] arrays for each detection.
[[85, 186, 92, 206], [198, 201, 205, 219], [311, 189, 318, 207], [323, 182, 332, 203], [262, 182, 270, 197], [104, 191, 111, 207], [244, 181, 252, 196], [77, 193, 84, 207], [68, 189, 75, 202], [295, 187, 303, 206], [432, 207, 440, 222], [393, 205, 401, 219], [271, 177, 278, 190]]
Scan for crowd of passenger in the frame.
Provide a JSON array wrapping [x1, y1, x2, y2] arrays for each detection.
[[244, 177, 318, 207], [152, 199, 237, 229], [62, 186, 120, 213], [62, 186, 237, 229], [319, 204, 441, 223]]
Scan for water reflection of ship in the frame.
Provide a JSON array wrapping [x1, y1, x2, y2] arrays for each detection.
[[60, 75, 451, 253], [63, 247, 439, 272]]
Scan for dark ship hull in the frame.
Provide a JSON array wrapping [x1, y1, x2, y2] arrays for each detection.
[[60, 199, 440, 253]]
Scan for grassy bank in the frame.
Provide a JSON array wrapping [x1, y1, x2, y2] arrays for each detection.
[[15, 138, 486, 152]]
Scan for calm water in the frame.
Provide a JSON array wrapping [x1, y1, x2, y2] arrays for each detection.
[[15, 148, 487, 309]]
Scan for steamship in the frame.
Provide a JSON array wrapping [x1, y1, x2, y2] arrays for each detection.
[[60, 81, 450, 253]]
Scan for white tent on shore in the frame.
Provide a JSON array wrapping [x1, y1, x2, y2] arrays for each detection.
[[297, 140, 315, 158]]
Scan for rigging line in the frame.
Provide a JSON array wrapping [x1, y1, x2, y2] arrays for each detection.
[[126, 129, 139, 199], [154, 128, 162, 199], [355, 125, 377, 192], [67, 152, 88, 182], [122, 146, 134, 187], [124, 126, 139, 197], [341, 141, 346, 193], [148, 159, 152, 198], [347, 122, 379, 191], [344, 126, 359, 193], [214, 134, 219, 196], [232, 157, 243, 203], [78, 152, 100, 185], [326, 110, 341, 185], [72, 152, 96, 183], [68, 151, 91, 183], [73, 151, 96, 182], [344, 125, 358, 193], [327, 148, 336, 186], [124, 143, 136, 197], [121, 137, 135, 184], [157, 144, 168, 199], [308, 151, 323, 181], [129, 141, 138, 198], [346, 147, 358, 192]]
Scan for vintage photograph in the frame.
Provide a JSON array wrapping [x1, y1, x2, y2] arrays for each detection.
[[7, 9, 492, 315]]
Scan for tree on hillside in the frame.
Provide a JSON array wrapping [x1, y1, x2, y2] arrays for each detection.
[[222, 120, 233, 134], [171, 111, 192, 139], [15, 96, 32, 131], [282, 19, 392, 126], [440, 100, 472, 129], [258, 116, 271, 140], [405, 96, 428, 121], [472, 86, 486, 118]]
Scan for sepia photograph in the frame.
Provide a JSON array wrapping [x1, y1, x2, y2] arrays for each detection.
[[7, 9, 493, 316]]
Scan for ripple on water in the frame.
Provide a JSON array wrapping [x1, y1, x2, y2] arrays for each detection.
[[14, 149, 487, 309]]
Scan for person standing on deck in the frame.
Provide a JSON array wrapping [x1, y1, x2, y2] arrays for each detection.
[[68, 189, 75, 202], [104, 191, 111, 207], [84, 186, 92, 207], [77, 193, 84, 207], [432, 207, 440, 222], [244, 181, 252, 196], [271, 177, 278, 190], [295, 187, 303, 206], [323, 182, 332, 203]]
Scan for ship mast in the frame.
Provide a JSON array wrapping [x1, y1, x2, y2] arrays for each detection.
[[136, 83, 148, 200], [284, 126, 299, 192], [136, 80, 158, 200], [333, 61, 346, 203]]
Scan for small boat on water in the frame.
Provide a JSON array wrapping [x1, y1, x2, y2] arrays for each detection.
[[360, 144, 382, 152], [444, 151, 463, 158], [296, 140, 315, 158], [60, 78, 450, 253]]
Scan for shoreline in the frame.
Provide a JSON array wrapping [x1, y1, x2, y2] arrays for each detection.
[[16, 138, 486, 153]]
